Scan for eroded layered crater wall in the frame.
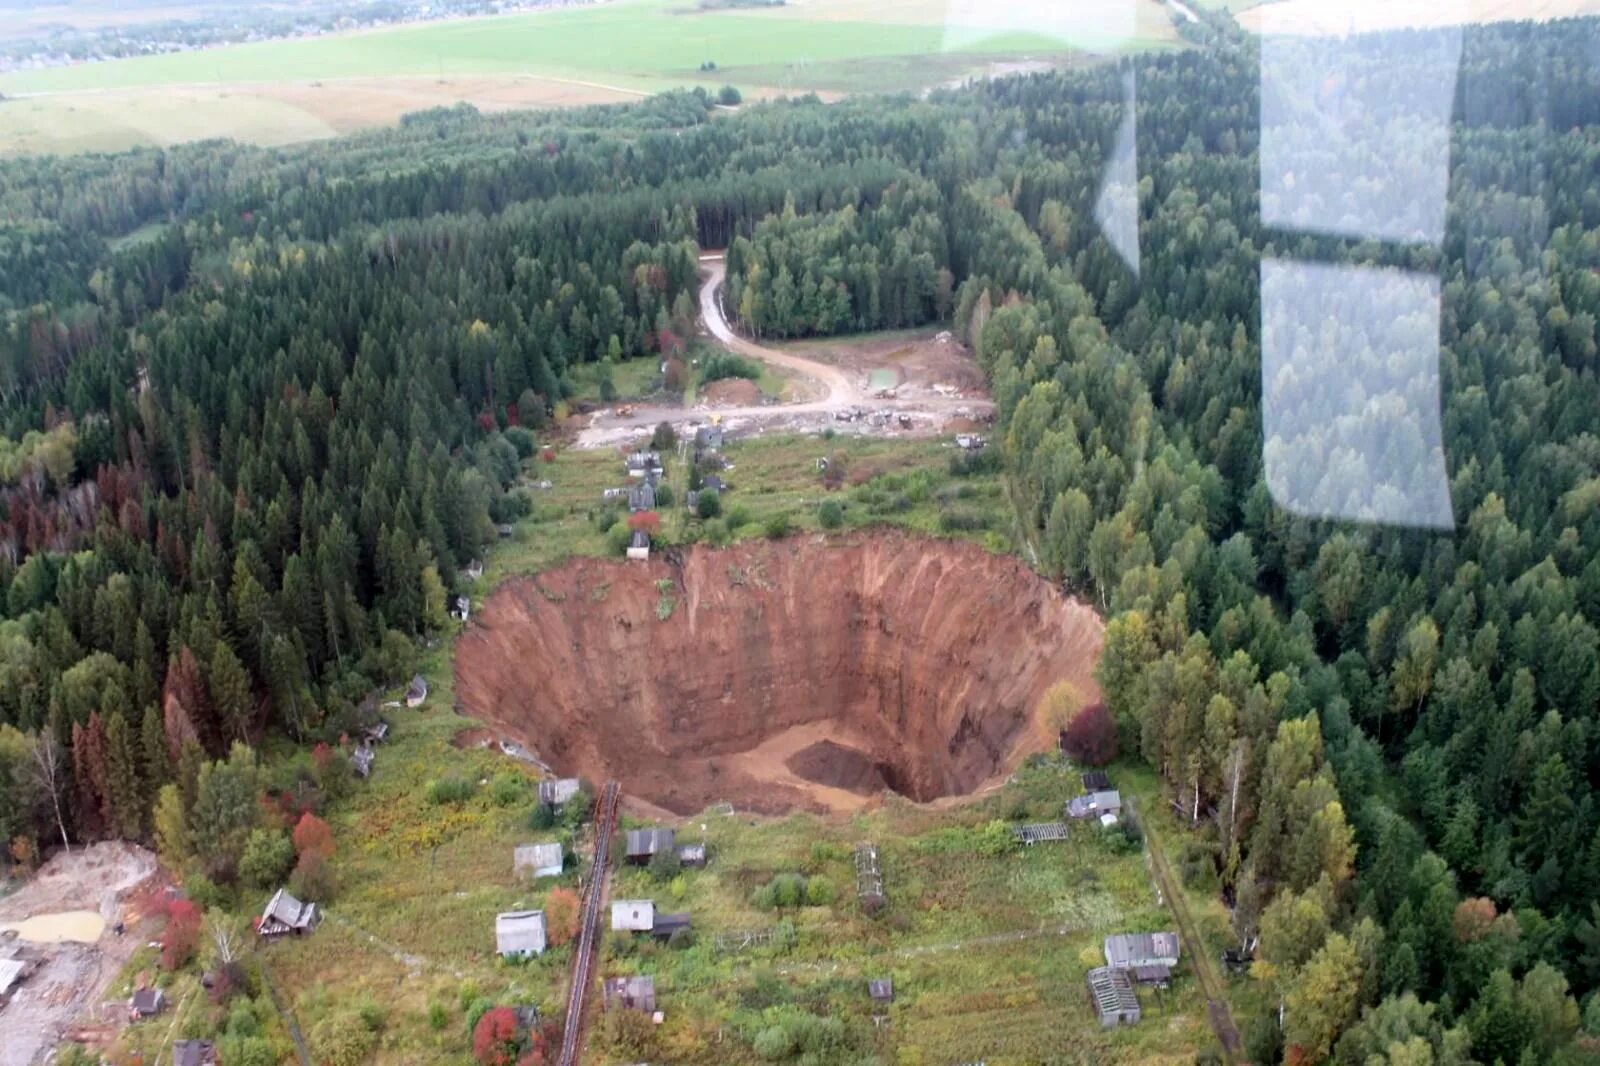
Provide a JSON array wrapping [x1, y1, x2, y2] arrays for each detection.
[[454, 533, 1103, 814]]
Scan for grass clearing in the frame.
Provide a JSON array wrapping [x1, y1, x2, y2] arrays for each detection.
[[0, 0, 1176, 152], [0, 0, 1097, 95]]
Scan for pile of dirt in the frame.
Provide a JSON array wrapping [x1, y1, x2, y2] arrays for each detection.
[[702, 378, 763, 406], [455, 533, 1103, 815]]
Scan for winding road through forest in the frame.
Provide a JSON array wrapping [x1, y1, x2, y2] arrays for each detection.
[[575, 256, 991, 446]]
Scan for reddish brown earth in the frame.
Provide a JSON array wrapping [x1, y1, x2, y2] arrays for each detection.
[[454, 533, 1103, 815]]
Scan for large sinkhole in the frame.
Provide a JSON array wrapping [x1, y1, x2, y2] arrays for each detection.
[[454, 533, 1104, 815]]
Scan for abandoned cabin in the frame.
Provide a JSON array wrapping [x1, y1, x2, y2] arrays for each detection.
[[1065, 790, 1122, 822], [1081, 770, 1112, 792], [701, 474, 727, 494], [628, 481, 657, 513], [465, 559, 484, 580], [677, 842, 708, 867], [350, 744, 375, 778], [612, 899, 655, 932], [258, 889, 320, 938], [129, 987, 167, 1020], [449, 595, 471, 623], [496, 523, 515, 539], [627, 530, 651, 561], [404, 675, 429, 708], [363, 721, 390, 745], [495, 911, 547, 958], [172, 1040, 218, 1066], [513, 842, 564, 879], [651, 912, 691, 940], [538, 778, 582, 807], [1087, 966, 1141, 1028], [603, 975, 656, 1013], [1104, 931, 1181, 971], [868, 978, 894, 1005], [626, 828, 676, 864]]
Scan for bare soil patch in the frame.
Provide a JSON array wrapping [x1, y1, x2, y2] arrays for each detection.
[[455, 533, 1102, 815], [702, 377, 764, 406], [786, 330, 988, 401]]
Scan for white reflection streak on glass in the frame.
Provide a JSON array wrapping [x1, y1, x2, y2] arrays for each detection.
[[1095, 70, 1140, 278], [1259, 11, 1462, 245], [1260, 260, 1453, 530]]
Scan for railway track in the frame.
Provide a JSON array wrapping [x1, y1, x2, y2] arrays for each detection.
[[557, 780, 620, 1066]]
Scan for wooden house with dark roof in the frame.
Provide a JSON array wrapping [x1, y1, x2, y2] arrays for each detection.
[[258, 889, 320, 938]]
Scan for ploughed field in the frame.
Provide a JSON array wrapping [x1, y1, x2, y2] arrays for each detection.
[[455, 533, 1102, 814]]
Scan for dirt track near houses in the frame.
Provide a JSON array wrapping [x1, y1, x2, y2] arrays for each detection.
[[575, 258, 993, 447]]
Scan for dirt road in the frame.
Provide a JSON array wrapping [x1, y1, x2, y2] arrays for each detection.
[[575, 257, 991, 447], [1137, 798, 1244, 1062]]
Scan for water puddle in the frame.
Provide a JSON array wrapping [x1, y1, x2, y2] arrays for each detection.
[[0, 909, 106, 943]]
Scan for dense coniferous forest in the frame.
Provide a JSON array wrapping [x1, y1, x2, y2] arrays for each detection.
[[2, 16, 1599, 1061]]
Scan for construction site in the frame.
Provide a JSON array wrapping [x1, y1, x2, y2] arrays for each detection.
[[0, 843, 161, 1066]]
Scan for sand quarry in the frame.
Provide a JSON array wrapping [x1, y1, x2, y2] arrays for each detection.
[[0, 843, 159, 1066], [456, 533, 1103, 816]]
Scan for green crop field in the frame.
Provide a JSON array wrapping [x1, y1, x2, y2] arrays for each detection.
[[0, 0, 1182, 153]]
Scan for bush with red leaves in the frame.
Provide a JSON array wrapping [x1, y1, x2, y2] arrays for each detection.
[[627, 511, 661, 535], [293, 812, 335, 861], [473, 1007, 522, 1066], [161, 898, 202, 970], [1062, 702, 1119, 766]]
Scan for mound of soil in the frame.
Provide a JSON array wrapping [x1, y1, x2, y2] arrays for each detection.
[[454, 533, 1102, 815], [703, 378, 763, 406]]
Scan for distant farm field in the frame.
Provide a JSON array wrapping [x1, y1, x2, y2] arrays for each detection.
[[0, 0, 1178, 154]]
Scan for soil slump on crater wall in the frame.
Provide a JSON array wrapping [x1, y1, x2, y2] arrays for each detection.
[[455, 533, 1103, 815]]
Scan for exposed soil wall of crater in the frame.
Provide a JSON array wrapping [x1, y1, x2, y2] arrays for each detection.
[[454, 533, 1103, 815]]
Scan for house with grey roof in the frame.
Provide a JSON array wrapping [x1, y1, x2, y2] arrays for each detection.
[[495, 911, 547, 958], [1066, 790, 1122, 821], [258, 889, 319, 938], [628, 481, 657, 513], [1104, 932, 1180, 970], [626, 828, 675, 864]]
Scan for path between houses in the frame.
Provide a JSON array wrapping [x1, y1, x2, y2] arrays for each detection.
[[258, 958, 313, 1066], [323, 911, 465, 979], [1136, 797, 1245, 1063]]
